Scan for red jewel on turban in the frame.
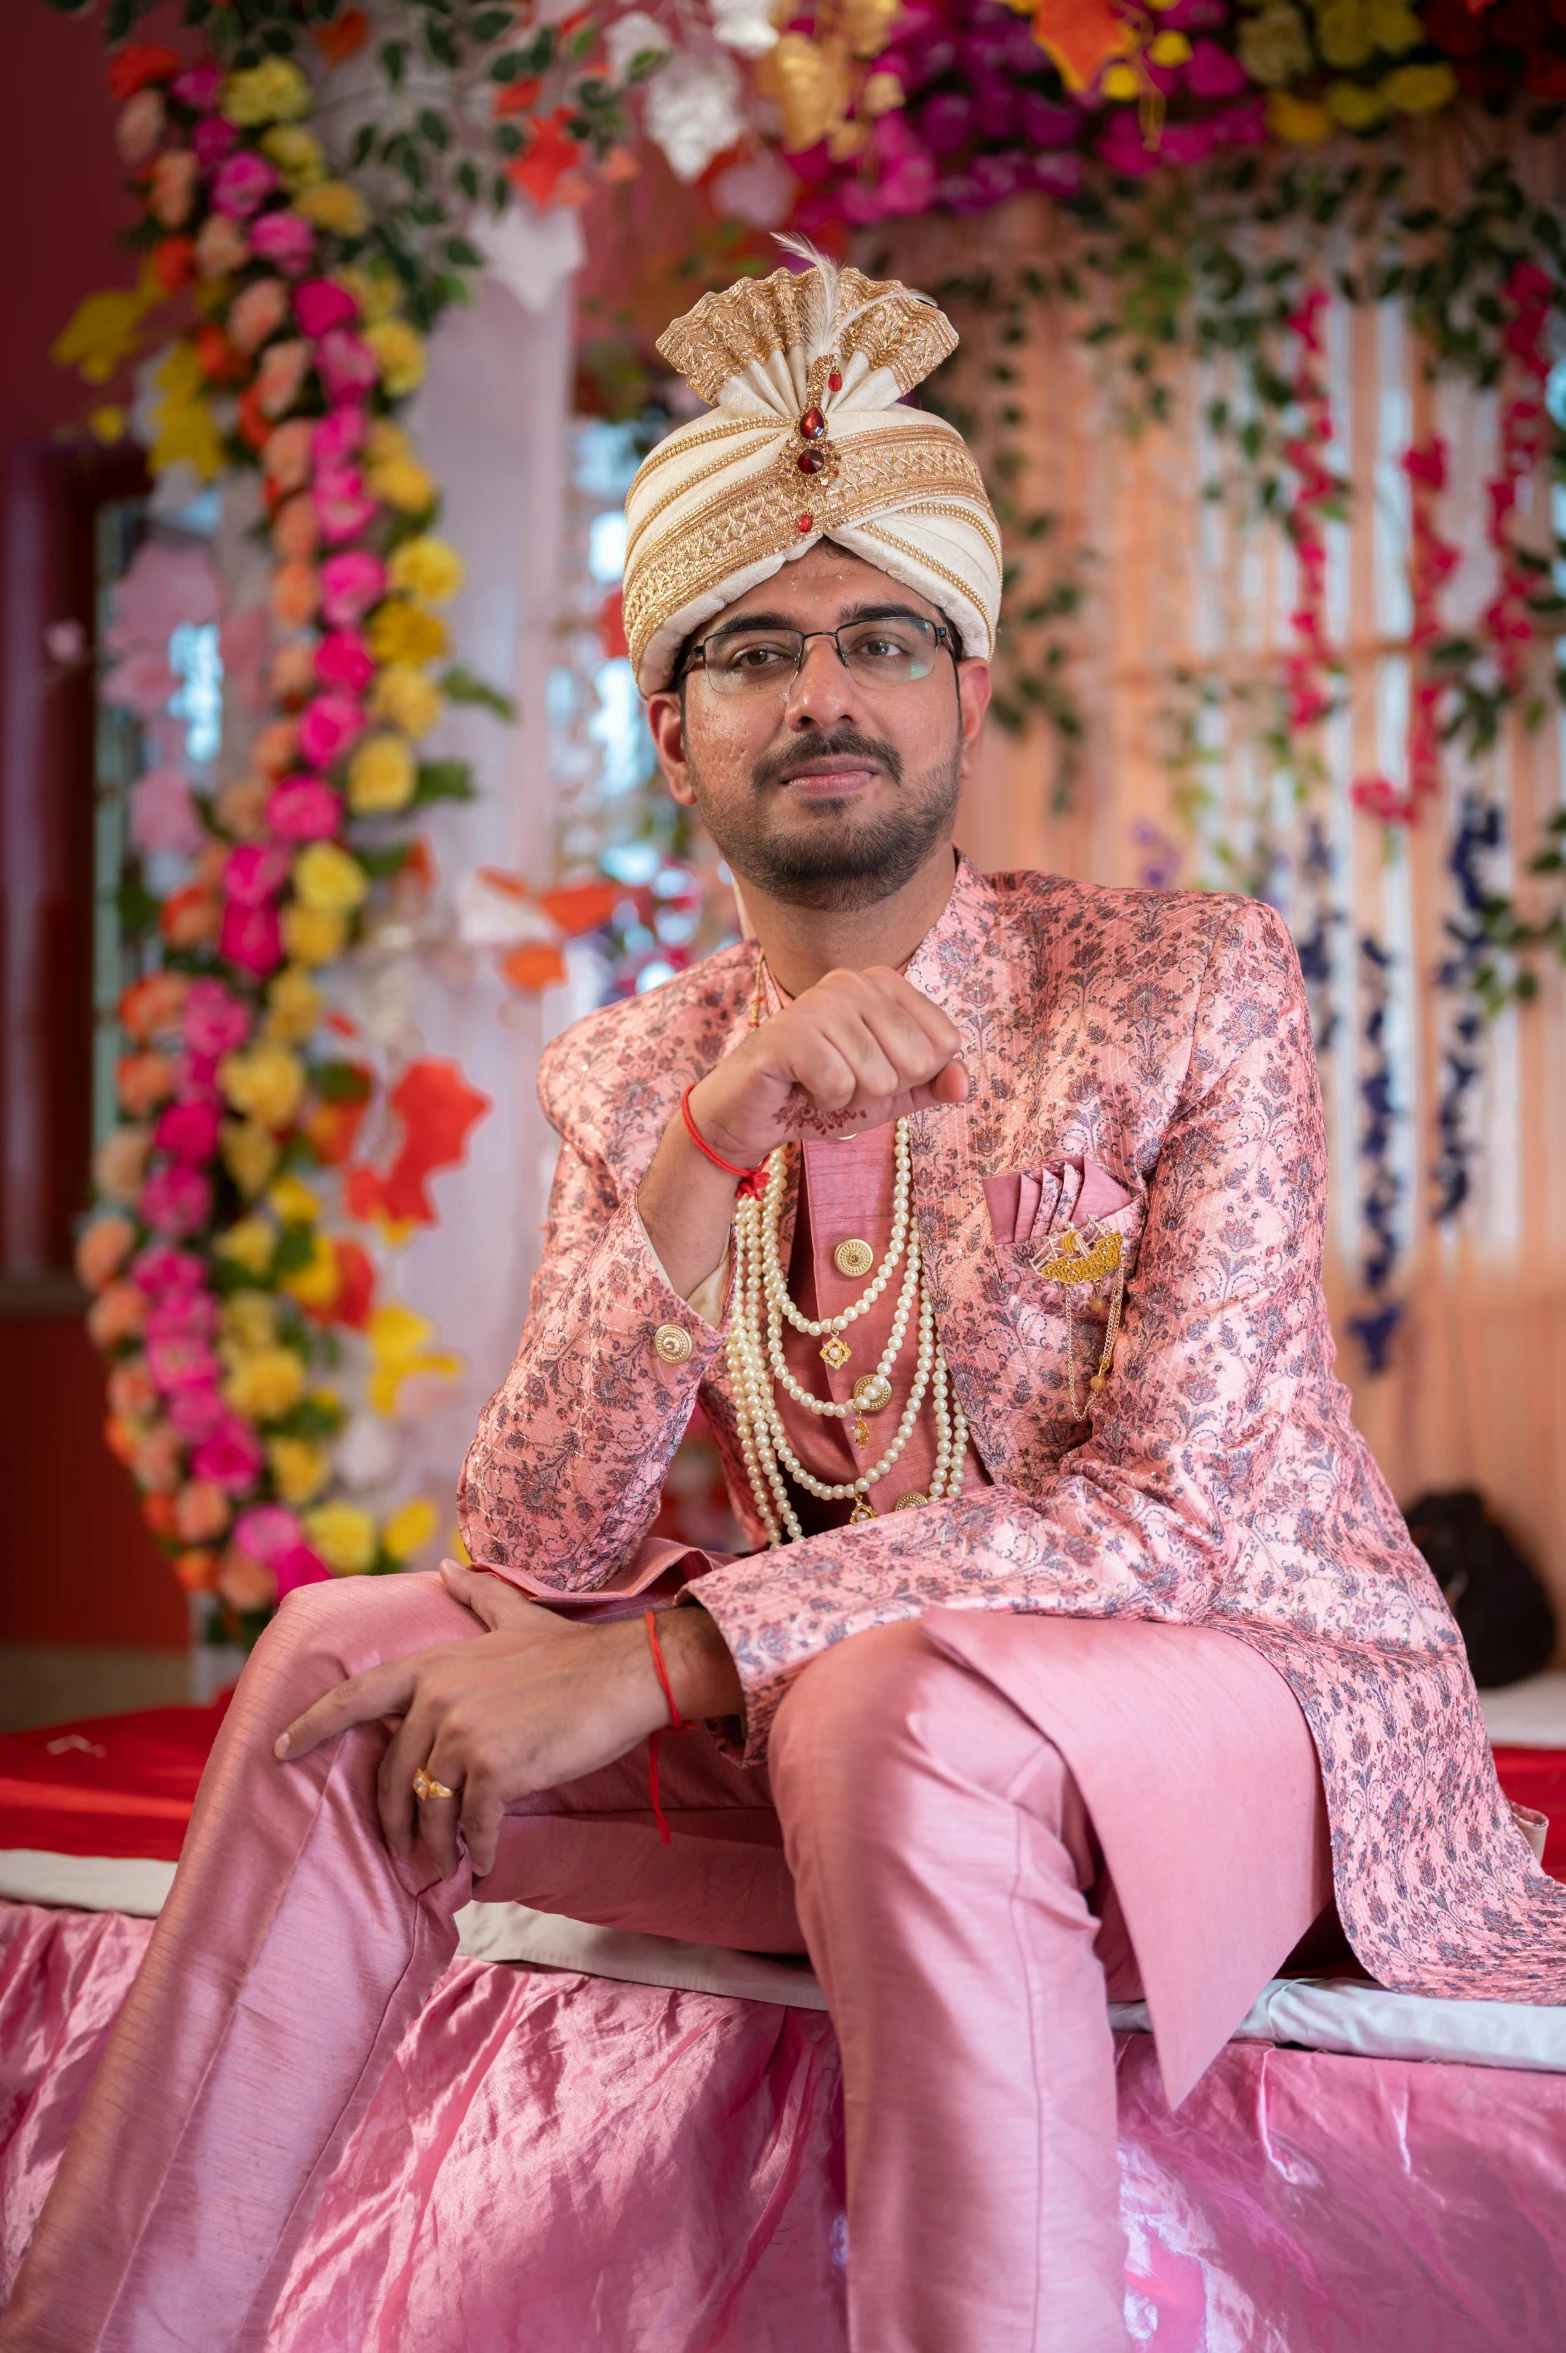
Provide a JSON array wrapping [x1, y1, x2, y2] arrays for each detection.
[[797, 514, 813, 533], [799, 407, 826, 440], [797, 448, 826, 475], [828, 371, 842, 392]]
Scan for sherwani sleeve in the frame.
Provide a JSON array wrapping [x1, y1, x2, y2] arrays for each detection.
[[691, 898, 1332, 1759], [457, 1100, 727, 1590]]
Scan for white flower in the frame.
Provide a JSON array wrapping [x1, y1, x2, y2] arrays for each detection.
[[708, 0, 780, 58], [642, 49, 746, 182], [604, 10, 674, 82]]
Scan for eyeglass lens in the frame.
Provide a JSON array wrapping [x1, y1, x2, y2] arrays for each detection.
[[700, 617, 941, 692]]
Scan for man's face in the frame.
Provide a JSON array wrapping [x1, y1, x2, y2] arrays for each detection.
[[646, 545, 991, 913]]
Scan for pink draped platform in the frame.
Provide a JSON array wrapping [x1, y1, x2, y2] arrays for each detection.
[[3, 1897, 1566, 2351]]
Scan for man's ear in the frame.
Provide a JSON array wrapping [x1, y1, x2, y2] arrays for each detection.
[[646, 688, 698, 809], [956, 658, 991, 775]]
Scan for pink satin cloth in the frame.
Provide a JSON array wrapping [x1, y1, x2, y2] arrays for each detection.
[[6, 1901, 1566, 2351], [0, 1569, 1329, 2353]]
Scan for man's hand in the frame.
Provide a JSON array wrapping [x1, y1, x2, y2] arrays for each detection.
[[273, 1562, 742, 1879], [692, 964, 967, 1167]]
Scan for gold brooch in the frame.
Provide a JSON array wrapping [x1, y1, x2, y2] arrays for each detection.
[[1033, 1223, 1128, 1414], [1034, 1225, 1123, 1286]]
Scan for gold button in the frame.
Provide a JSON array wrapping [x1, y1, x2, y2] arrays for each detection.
[[852, 1372, 893, 1413], [894, 1491, 928, 1511], [653, 1323, 693, 1365], [833, 1238, 874, 1278]]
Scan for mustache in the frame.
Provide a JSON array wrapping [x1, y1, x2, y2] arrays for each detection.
[[751, 728, 904, 794]]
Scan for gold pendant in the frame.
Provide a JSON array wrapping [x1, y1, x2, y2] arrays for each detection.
[[1035, 1224, 1123, 1287], [821, 1334, 852, 1369], [851, 1371, 892, 1413], [848, 1496, 875, 1523], [850, 1415, 870, 1448]]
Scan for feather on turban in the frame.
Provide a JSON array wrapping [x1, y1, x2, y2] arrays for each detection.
[[623, 250, 1003, 694]]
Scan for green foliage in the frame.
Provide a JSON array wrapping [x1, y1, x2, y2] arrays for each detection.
[[441, 664, 517, 720], [412, 758, 478, 804]]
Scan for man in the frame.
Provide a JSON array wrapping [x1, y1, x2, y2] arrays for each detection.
[[6, 257, 1561, 2353]]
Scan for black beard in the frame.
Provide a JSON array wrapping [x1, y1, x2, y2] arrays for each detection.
[[689, 727, 962, 914]]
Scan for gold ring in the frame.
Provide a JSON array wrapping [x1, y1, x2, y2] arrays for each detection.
[[412, 1763, 457, 1803]]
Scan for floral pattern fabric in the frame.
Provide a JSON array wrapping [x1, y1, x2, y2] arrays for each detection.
[[460, 855, 1566, 2002]]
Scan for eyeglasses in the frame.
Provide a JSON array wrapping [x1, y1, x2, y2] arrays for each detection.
[[682, 615, 954, 696]]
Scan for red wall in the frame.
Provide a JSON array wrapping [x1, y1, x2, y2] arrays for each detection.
[[0, 6, 186, 1649]]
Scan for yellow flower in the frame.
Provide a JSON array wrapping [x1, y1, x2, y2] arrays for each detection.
[[1381, 59, 1457, 110], [222, 59, 312, 127], [89, 404, 127, 445], [366, 420, 415, 468], [303, 1501, 379, 1574], [268, 1174, 321, 1226], [268, 1437, 330, 1506], [388, 536, 464, 605], [260, 123, 326, 190], [1267, 89, 1334, 141], [149, 344, 224, 481], [281, 904, 348, 967], [1237, 1, 1312, 84], [224, 1346, 307, 1423], [215, 1217, 275, 1277], [381, 1497, 438, 1562], [279, 1232, 341, 1311], [264, 966, 322, 1045], [1365, 0, 1422, 51], [367, 600, 450, 666], [1148, 29, 1191, 63], [1326, 76, 1388, 125], [366, 1302, 464, 1416], [368, 456, 437, 515], [347, 733, 417, 815], [221, 1290, 279, 1355], [1314, 0, 1373, 68], [293, 181, 370, 239], [1101, 60, 1140, 98], [219, 1044, 307, 1129], [370, 665, 444, 739], [293, 841, 370, 914], [335, 265, 404, 325], [221, 1119, 282, 1197], [364, 318, 426, 397]]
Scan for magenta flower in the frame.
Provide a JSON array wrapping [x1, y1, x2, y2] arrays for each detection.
[[223, 842, 292, 906], [220, 898, 284, 978], [144, 1286, 218, 1343], [1185, 38, 1249, 98], [191, 1416, 266, 1493], [131, 1243, 206, 1295], [274, 1543, 334, 1599], [314, 627, 374, 694], [154, 1097, 223, 1163], [314, 406, 367, 468], [182, 977, 252, 1059], [294, 278, 359, 339], [296, 692, 366, 770], [167, 1383, 231, 1444], [172, 60, 223, 110], [211, 151, 279, 220], [319, 549, 386, 628], [139, 1161, 213, 1239], [233, 1504, 305, 1563], [146, 1332, 221, 1394], [193, 116, 239, 173], [250, 210, 316, 277], [266, 776, 341, 841], [316, 327, 378, 405], [312, 463, 378, 547]]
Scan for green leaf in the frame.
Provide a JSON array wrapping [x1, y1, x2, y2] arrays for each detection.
[[419, 107, 452, 150], [425, 22, 460, 68], [271, 1225, 317, 1279], [350, 123, 375, 168], [117, 872, 160, 938], [456, 158, 481, 202], [310, 1060, 374, 1103], [470, 6, 516, 39], [413, 759, 478, 804], [443, 234, 484, 269], [379, 38, 406, 84], [354, 843, 414, 881], [441, 663, 516, 719]]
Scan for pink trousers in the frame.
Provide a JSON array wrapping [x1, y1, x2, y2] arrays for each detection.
[[0, 1573, 1329, 2353]]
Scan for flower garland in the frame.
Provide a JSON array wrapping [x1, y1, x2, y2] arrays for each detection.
[[1346, 931, 1403, 1375], [64, 39, 510, 1637]]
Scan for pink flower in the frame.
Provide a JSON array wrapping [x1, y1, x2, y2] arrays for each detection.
[[296, 693, 366, 770], [233, 1504, 304, 1563], [316, 328, 378, 405], [313, 407, 366, 468], [1185, 38, 1249, 99], [266, 776, 341, 841], [191, 1416, 266, 1494], [116, 90, 165, 167], [182, 978, 251, 1059], [149, 149, 200, 229], [220, 898, 283, 978], [229, 277, 290, 356], [319, 550, 385, 628], [223, 842, 293, 906], [193, 115, 239, 172], [312, 463, 378, 546], [294, 278, 359, 339], [212, 151, 279, 220], [250, 210, 316, 277], [102, 646, 179, 717], [139, 1161, 213, 1238], [131, 1424, 183, 1495], [264, 419, 316, 495], [172, 60, 223, 110], [130, 765, 204, 857], [146, 1332, 221, 1394], [167, 1383, 230, 1443], [131, 1243, 206, 1295], [154, 1096, 222, 1162], [274, 1543, 333, 1599], [145, 1285, 217, 1342], [255, 339, 312, 421], [314, 628, 374, 694]]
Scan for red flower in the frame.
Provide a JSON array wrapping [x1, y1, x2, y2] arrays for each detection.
[[151, 236, 196, 295], [107, 44, 182, 100], [493, 76, 543, 118], [194, 323, 247, 386], [312, 9, 370, 65], [236, 385, 273, 453], [506, 113, 585, 209]]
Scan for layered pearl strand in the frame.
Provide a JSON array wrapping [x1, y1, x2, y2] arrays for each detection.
[[726, 1114, 968, 1546]]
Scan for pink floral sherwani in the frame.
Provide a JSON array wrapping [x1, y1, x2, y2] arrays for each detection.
[[463, 853, 1565, 2001]]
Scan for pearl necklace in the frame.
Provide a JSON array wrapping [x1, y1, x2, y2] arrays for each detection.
[[726, 1114, 968, 1545]]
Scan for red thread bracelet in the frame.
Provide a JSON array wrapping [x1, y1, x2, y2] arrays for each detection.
[[680, 1085, 769, 1201], [645, 1609, 693, 1846]]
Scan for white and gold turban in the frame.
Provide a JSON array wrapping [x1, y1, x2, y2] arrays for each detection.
[[623, 250, 1003, 694]]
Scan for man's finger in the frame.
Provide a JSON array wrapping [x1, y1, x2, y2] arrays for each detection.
[[275, 1659, 419, 1760], [378, 1695, 440, 1859], [440, 1558, 519, 1630]]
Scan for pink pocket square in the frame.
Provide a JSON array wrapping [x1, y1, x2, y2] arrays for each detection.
[[982, 1157, 1134, 1248]]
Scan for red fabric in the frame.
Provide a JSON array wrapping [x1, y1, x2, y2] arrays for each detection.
[[1493, 1748, 1566, 1881], [0, 1700, 229, 1862]]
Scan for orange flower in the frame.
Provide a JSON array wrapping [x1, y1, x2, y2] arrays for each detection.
[[312, 8, 370, 63], [216, 1543, 277, 1612], [194, 322, 248, 386], [269, 641, 318, 704], [161, 883, 220, 949], [133, 1426, 184, 1497], [149, 149, 200, 230], [107, 1358, 159, 1420], [271, 494, 319, 561], [117, 1050, 177, 1117], [142, 1492, 180, 1538], [172, 1547, 219, 1593], [88, 1280, 150, 1348], [76, 1215, 137, 1293], [493, 76, 543, 117], [104, 1415, 143, 1468], [263, 419, 316, 496], [269, 559, 321, 631], [236, 385, 272, 454], [174, 1480, 232, 1543], [152, 236, 196, 295], [119, 968, 189, 1040], [252, 718, 300, 778], [215, 777, 272, 839]]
